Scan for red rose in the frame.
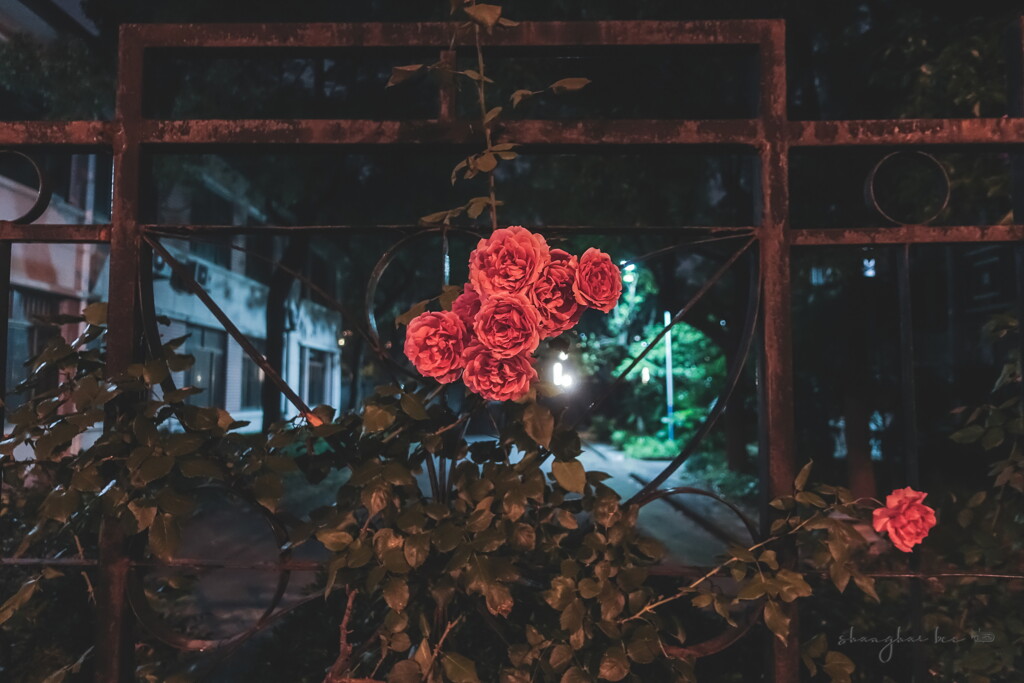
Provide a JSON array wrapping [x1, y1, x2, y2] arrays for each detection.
[[528, 249, 583, 338], [469, 226, 551, 298], [573, 248, 622, 313], [473, 293, 542, 359], [872, 487, 937, 552], [451, 282, 482, 334], [403, 311, 467, 383], [462, 344, 537, 402]]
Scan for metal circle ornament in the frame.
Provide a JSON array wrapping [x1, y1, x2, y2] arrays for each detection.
[[126, 486, 292, 651], [865, 150, 950, 226], [0, 150, 52, 224]]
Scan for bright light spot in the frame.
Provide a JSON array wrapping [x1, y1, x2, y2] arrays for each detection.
[[623, 272, 636, 283], [862, 258, 877, 278], [552, 362, 574, 389], [196, 375, 202, 383], [641, 367, 651, 384], [558, 351, 569, 361], [624, 263, 637, 273], [337, 337, 346, 347]]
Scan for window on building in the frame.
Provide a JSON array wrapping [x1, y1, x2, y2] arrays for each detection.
[[5, 289, 61, 401], [183, 324, 227, 407], [241, 338, 266, 410], [304, 348, 329, 407]]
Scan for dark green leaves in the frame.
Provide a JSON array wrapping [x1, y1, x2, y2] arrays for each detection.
[[383, 577, 410, 612], [523, 402, 554, 447], [442, 652, 480, 683], [552, 460, 585, 494], [763, 600, 790, 643], [149, 513, 180, 561], [463, 3, 501, 31]]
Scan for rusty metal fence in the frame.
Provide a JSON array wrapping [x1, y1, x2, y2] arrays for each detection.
[[2, 18, 1024, 682]]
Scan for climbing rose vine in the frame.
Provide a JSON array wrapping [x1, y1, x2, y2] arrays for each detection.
[[404, 226, 621, 401]]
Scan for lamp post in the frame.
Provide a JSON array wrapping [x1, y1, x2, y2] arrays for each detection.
[[664, 310, 674, 441]]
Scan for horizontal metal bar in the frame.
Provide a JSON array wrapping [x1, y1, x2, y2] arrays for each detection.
[[4, 117, 1021, 150], [126, 20, 776, 49], [0, 121, 115, 146], [139, 118, 764, 146], [788, 118, 1024, 146], [0, 223, 111, 242], [145, 224, 754, 234], [792, 225, 1024, 245], [0, 557, 322, 571]]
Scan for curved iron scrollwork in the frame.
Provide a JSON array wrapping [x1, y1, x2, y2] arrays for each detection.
[[0, 150, 53, 225]]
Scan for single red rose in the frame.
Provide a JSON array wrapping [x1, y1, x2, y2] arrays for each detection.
[[473, 293, 542, 359], [403, 310, 467, 383], [528, 249, 583, 338], [451, 282, 482, 335], [872, 487, 937, 552], [462, 344, 537, 402], [573, 248, 622, 313], [468, 225, 551, 298]]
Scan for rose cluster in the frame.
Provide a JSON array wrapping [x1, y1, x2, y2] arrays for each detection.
[[403, 226, 622, 401]]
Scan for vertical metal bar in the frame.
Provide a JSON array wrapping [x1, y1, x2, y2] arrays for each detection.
[[757, 21, 799, 683], [897, 243, 926, 683], [897, 246, 920, 489], [1008, 18, 1024, 418], [663, 310, 675, 441], [0, 243, 10, 429], [439, 49, 457, 123], [94, 24, 145, 683]]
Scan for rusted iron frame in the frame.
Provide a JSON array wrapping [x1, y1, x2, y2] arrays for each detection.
[[0, 18, 1022, 683]]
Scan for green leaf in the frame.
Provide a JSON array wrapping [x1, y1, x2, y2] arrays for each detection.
[[364, 404, 396, 432], [442, 652, 481, 683], [823, 650, 856, 683], [316, 528, 354, 551], [829, 562, 851, 593], [388, 659, 422, 683], [795, 491, 827, 507], [626, 624, 661, 664], [83, 302, 107, 326], [475, 153, 498, 173], [852, 572, 879, 602], [40, 487, 80, 523], [523, 402, 555, 448], [401, 393, 430, 421], [440, 284, 462, 311], [552, 460, 586, 494], [763, 600, 790, 643], [464, 3, 501, 30], [794, 460, 813, 491], [128, 500, 157, 532], [549, 77, 591, 94], [950, 424, 985, 444], [598, 645, 629, 681], [511, 89, 536, 108], [981, 427, 1005, 451], [149, 513, 180, 561], [395, 299, 429, 327], [387, 64, 424, 88], [484, 106, 503, 124], [383, 577, 410, 613], [0, 576, 41, 625]]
